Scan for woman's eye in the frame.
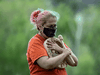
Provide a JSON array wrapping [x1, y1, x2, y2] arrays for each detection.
[[50, 25, 56, 28], [50, 25, 54, 29], [50, 25, 53, 28], [54, 24, 56, 27]]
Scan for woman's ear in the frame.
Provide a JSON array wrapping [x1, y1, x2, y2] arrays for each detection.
[[37, 25, 43, 31], [36, 25, 40, 31], [37, 28, 40, 31]]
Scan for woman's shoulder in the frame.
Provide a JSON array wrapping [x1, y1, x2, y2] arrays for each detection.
[[29, 35, 40, 44], [27, 35, 40, 49]]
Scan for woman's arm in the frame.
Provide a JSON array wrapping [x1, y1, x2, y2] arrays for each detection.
[[36, 48, 71, 69], [65, 50, 78, 67]]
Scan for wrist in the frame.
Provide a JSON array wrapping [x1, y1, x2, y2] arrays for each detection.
[[58, 48, 63, 54], [62, 48, 71, 56]]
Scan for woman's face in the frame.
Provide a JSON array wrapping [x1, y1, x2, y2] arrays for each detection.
[[39, 17, 57, 39]]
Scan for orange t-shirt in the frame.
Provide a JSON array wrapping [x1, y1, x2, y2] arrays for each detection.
[[26, 34, 68, 75]]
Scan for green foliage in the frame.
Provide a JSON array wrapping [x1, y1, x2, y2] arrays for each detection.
[[66, 44, 95, 75], [53, 3, 77, 50], [0, 0, 48, 75], [0, 0, 100, 75], [54, 4, 100, 75], [81, 5, 100, 75], [76, 44, 95, 75]]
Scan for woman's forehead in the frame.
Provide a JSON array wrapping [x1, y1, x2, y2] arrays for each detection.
[[45, 17, 57, 25], [45, 22, 56, 26], [37, 17, 57, 27], [47, 17, 57, 22]]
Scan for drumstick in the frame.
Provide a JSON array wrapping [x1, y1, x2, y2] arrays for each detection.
[[58, 35, 75, 64]]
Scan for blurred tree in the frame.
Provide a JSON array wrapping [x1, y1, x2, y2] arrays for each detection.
[[0, 0, 48, 75], [0, 0, 100, 75], [51, 0, 79, 13], [53, 3, 77, 53], [81, 5, 100, 75], [52, 4, 77, 75], [51, 0, 100, 13], [52, 3, 100, 75]]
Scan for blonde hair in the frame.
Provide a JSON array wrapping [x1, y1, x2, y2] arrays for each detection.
[[30, 8, 60, 29]]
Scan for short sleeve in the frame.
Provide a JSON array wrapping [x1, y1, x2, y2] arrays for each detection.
[[29, 39, 48, 63]]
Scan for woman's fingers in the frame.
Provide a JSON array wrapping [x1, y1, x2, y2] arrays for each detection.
[[47, 40, 52, 43], [46, 40, 52, 44], [47, 40, 55, 44], [47, 44, 55, 50], [47, 45, 52, 48], [46, 42, 52, 45]]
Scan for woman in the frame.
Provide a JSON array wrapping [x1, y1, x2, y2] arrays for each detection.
[[26, 8, 78, 75]]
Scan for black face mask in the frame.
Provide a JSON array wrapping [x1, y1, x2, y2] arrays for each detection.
[[43, 27, 57, 37]]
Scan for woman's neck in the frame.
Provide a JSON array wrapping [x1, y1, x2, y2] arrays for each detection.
[[38, 32, 47, 39]]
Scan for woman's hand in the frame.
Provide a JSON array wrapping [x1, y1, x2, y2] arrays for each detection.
[[46, 40, 63, 53], [46, 40, 71, 56]]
